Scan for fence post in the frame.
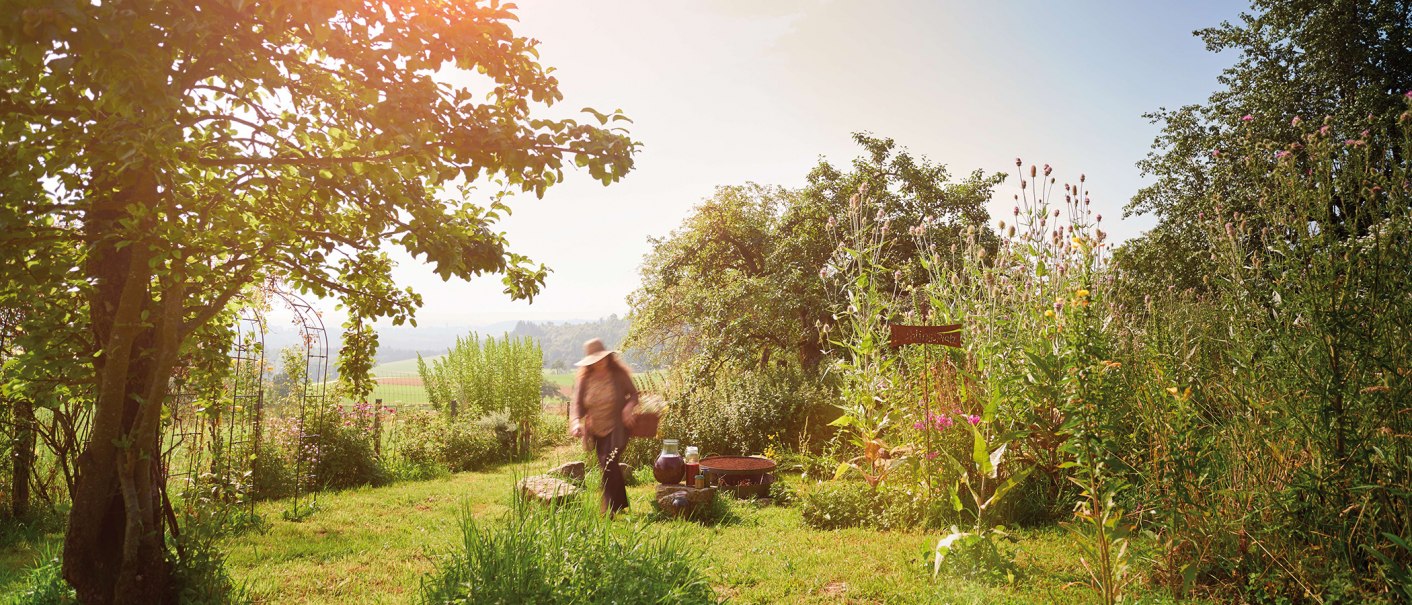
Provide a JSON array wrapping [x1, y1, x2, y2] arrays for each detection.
[[373, 398, 383, 457]]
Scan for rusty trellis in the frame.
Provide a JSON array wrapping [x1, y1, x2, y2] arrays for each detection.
[[889, 323, 963, 495]]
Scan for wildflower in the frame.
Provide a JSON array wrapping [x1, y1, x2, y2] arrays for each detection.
[[1166, 386, 1179, 396], [1291, 116, 1301, 127], [1319, 124, 1331, 136], [1015, 157, 1022, 167], [1053, 209, 1061, 218], [926, 451, 940, 460], [1240, 114, 1253, 121], [893, 270, 903, 282], [827, 215, 837, 230], [1075, 288, 1090, 298], [1013, 206, 1020, 216], [1275, 150, 1290, 159], [818, 267, 828, 279], [966, 414, 981, 425], [1406, 90, 1412, 99], [1211, 149, 1221, 158], [1071, 236, 1084, 246], [1095, 213, 1102, 223], [1045, 309, 1055, 318], [1043, 164, 1053, 176]]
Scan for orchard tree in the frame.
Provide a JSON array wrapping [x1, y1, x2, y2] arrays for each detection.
[[628, 134, 999, 374], [1122, 0, 1412, 292], [0, 1, 635, 603]]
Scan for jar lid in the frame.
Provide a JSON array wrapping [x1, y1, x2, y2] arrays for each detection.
[[663, 438, 679, 446]]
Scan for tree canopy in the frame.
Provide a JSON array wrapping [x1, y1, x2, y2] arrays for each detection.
[[1119, 0, 1412, 292], [627, 134, 1000, 375], [0, 1, 635, 602]]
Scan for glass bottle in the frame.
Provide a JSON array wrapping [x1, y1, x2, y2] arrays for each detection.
[[653, 438, 685, 484], [683, 446, 700, 484]]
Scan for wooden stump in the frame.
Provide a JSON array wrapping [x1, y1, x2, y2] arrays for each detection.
[[654, 484, 716, 518]]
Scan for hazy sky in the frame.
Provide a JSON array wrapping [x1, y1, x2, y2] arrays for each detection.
[[364, 0, 1247, 327]]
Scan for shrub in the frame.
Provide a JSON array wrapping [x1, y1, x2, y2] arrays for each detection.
[[660, 364, 832, 457], [438, 421, 501, 472], [300, 406, 386, 491], [418, 498, 717, 604], [799, 480, 880, 530], [168, 516, 250, 605], [249, 435, 293, 501], [391, 410, 506, 474]]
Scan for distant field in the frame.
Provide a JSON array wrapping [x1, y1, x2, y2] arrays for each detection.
[[331, 362, 581, 406], [367, 355, 442, 376]]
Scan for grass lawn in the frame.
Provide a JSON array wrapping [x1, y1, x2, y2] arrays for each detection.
[[0, 446, 1201, 604], [217, 446, 1196, 605]]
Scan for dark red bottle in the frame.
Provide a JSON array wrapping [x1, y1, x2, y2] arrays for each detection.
[[653, 439, 685, 484]]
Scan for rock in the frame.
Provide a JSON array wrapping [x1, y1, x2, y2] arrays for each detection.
[[517, 475, 582, 505], [548, 461, 585, 481], [654, 484, 716, 517]]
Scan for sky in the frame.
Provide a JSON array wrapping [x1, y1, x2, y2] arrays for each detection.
[[362, 0, 1248, 328]]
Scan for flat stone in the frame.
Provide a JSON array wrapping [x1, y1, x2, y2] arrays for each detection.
[[654, 484, 716, 517], [517, 475, 582, 505], [548, 461, 585, 481]]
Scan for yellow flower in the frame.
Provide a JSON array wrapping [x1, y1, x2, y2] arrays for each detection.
[[1045, 309, 1055, 318], [1166, 387, 1179, 396], [1075, 288, 1090, 298], [1071, 236, 1084, 245]]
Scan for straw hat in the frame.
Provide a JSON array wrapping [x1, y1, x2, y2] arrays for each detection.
[[574, 338, 616, 367]]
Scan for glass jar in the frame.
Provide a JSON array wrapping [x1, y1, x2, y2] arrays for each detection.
[[653, 439, 685, 484], [683, 446, 700, 482]]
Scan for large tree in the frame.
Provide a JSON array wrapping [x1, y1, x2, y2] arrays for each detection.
[[0, 2, 635, 603], [1120, 0, 1412, 292], [627, 134, 999, 374]]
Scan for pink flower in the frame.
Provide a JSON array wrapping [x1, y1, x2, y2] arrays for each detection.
[[1319, 125, 1332, 136], [1405, 90, 1412, 99], [1291, 116, 1302, 127], [1275, 150, 1291, 159], [926, 451, 940, 460], [1240, 114, 1253, 122], [966, 414, 981, 425]]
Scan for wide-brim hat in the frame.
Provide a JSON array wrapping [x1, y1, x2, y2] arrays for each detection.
[[574, 338, 616, 367]]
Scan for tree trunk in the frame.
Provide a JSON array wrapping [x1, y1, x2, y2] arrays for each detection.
[[11, 397, 34, 520], [64, 169, 176, 605]]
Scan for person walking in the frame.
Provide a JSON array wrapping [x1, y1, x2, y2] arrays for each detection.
[[569, 338, 639, 514]]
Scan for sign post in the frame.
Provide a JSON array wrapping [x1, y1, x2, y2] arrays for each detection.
[[888, 323, 963, 496]]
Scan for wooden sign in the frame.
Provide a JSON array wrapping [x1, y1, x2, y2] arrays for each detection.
[[889, 324, 962, 348]]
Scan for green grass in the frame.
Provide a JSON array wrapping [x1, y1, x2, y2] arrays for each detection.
[[0, 448, 1204, 604], [208, 446, 1201, 604]]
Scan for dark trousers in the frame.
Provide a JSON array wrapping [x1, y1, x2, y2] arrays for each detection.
[[592, 426, 629, 514]]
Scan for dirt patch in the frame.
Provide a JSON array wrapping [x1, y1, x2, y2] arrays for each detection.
[[376, 376, 423, 386], [820, 581, 848, 598]]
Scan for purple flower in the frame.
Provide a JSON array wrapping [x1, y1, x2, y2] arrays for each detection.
[[967, 414, 981, 426]]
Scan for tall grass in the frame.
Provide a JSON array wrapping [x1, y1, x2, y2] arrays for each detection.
[[418, 493, 717, 604]]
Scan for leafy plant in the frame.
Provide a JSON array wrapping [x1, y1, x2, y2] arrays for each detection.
[[419, 496, 716, 604]]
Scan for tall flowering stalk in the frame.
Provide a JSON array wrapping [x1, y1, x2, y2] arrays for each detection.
[[822, 184, 908, 488]]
